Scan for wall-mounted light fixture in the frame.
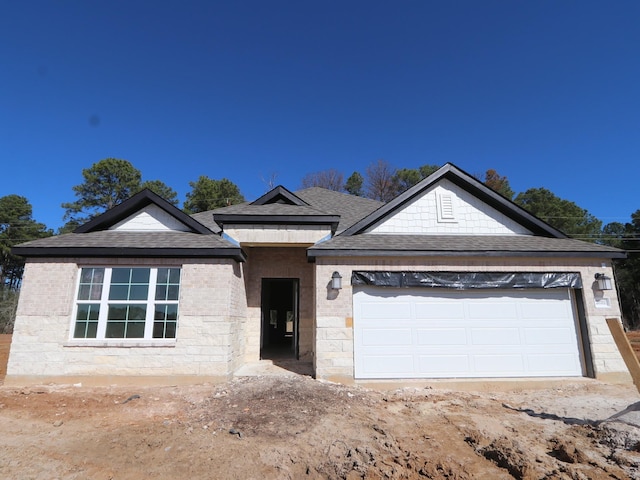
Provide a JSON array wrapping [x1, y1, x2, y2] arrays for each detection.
[[331, 271, 342, 290], [595, 273, 613, 291]]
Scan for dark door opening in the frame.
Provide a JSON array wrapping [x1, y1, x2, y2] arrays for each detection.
[[261, 278, 299, 360]]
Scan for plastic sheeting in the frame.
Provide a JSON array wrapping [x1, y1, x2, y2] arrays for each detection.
[[351, 271, 582, 290]]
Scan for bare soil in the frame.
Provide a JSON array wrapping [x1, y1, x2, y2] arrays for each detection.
[[1, 376, 640, 478], [2, 333, 640, 479]]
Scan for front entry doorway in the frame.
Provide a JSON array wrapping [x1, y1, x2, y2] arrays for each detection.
[[261, 278, 299, 360]]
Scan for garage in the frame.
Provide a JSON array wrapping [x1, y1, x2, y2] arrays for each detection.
[[353, 285, 584, 379]]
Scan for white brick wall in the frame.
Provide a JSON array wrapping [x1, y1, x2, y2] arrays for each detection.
[[7, 257, 246, 380]]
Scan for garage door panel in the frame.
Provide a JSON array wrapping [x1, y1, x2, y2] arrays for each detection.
[[360, 355, 414, 375], [526, 354, 580, 373], [474, 354, 524, 373], [414, 302, 465, 319], [521, 343, 581, 355], [359, 302, 412, 320], [524, 327, 577, 345], [361, 328, 412, 346], [353, 287, 583, 379], [417, 328, 467, 346], [519, 301, 570, 319], [470, 328, 520, 345], [466, 302, 518, 319], [418, 355, 470, 374]]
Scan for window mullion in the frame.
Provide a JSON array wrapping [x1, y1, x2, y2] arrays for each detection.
[[144, 268, 158, 339], [96, 268, 112, 339]]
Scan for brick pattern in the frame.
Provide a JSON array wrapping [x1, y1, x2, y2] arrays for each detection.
[[228, 261, 248, 372], [8, 257, 243, 378], [243, 247, 315, 362], [314, 256, 626, 381], [371, 179, 531, 235]]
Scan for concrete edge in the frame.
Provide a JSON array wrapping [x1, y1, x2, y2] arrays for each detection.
[[4, 371, 633, 390], [595, 371, 634, 385], [322, 374, 634, 392]]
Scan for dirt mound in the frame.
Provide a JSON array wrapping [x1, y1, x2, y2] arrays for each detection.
[[1, 376, 640, 479]]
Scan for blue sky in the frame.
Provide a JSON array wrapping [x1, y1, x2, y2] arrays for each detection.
[[2, 1, 639, 233]]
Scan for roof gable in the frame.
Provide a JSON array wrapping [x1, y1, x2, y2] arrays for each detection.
[[110, 203, 192, 232], [369, 178, 533, 236], [251, 186, 309, 206], [75, 189, 212, 234], [15, 189, 245, 260], [341, 163, 567, 238]]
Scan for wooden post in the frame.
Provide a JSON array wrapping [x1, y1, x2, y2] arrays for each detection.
[[606, 318, 640, 394]]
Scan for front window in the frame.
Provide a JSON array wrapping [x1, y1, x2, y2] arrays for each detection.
[[73, 267, 181, 340]]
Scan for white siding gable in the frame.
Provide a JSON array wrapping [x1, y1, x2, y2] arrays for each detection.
[[369, 179, 532, 235], [110, 204, 192, 232]]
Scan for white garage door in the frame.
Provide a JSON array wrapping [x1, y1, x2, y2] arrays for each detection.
[[353, 287, 583, 379]]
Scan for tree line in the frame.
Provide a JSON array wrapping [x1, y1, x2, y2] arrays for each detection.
[[1, 157, 640, 331]]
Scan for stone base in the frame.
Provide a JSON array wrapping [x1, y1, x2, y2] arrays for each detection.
[[595, 371, 634, 385], [2, 374, 230, 387]]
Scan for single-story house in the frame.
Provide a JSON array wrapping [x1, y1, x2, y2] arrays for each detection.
[[6, 163, 631, 385]]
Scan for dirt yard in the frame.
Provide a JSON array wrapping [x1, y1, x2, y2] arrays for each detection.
[[2, 333, 640, 479]]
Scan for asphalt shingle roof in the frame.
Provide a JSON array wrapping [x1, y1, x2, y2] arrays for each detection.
[[16, 231, 233, 248], [294, 188, 383, 232], [308, 234, 626, 258], [208, 203, 330, 216], [190, 210, 221, 232], [191, 187, 384, 234], [13, 231, 244, 259]]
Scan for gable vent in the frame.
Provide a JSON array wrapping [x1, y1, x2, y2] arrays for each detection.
[[437, 194, 456, 222]]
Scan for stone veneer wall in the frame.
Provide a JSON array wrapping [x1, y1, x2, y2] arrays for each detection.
[[6, 257, 245, 383], [243, 247, 315, 362], [314, 256, 628, 383], [228, 261, 249, 373]]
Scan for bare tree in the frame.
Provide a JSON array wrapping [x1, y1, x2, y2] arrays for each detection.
[[365, 159, 397, 202], [300, 169, 345, 191], [260, 172, 279, 191]]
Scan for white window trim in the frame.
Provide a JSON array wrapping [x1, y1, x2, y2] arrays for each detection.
[[68, 266, 180, 345]]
